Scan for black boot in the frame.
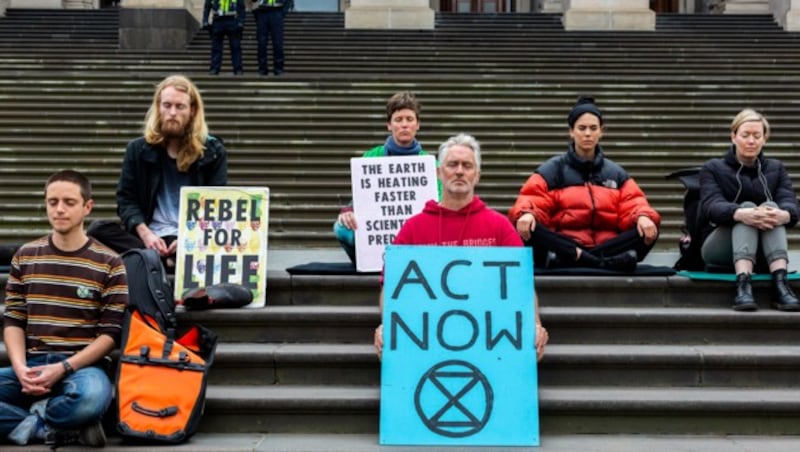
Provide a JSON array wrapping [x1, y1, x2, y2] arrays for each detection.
[[601, 250, 638, 273], [544, 251, 562, 269], [771, 269, 800, 311], [733, 273, 758, 311], [577, 250, 602, 268]]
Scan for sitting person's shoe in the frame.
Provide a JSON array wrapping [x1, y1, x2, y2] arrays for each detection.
[[8, 414, 43, 445], [79, 421, 106, 447], [601, 250, 638, 272], [733, 272, 758, 311], [45, 421, 106, 448], [44, 428, 78, 448], [544, 251, 562, 269], [771, 269, 800, 311]]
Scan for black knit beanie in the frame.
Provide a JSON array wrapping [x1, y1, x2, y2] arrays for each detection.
[[567, 96, 603, 128]]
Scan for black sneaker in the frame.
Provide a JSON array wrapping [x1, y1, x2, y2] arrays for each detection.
[[44, 428, 79, 448], [544, 251, 562, 269], [45, 421, 105, 448], [79, 421, 106, 447], [602, 250, 638, 273]]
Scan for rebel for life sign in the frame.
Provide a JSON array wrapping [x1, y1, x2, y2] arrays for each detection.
[[350, 155, 437, 272], [380, 245, 539, 446], [174, 187, 269, 308]]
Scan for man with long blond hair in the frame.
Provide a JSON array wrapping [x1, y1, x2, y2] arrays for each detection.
[[88, 75, 228, 267]]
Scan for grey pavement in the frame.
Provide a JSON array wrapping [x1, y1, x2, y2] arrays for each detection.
[[5, 433, 800, 451]]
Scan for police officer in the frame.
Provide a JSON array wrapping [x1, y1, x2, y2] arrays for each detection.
[[203, 0, 246, 75], [252, 0, 293, 76]]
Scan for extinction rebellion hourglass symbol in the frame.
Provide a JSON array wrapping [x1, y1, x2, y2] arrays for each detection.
[[414, 360, 494, 438]]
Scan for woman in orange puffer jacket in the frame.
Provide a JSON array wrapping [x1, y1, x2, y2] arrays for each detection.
[[509, 96, 661, 272]]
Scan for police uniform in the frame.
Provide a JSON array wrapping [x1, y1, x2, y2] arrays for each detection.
[[203, 0, 246, 75], [252, 0, 292, 75]]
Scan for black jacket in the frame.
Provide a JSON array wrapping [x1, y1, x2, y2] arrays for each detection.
[[537, 145, 631, 190], [116, 136, 228, 233], [699, 145, 799, 239]]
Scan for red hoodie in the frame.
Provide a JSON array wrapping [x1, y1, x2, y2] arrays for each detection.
[[393, 196, 522, 247]]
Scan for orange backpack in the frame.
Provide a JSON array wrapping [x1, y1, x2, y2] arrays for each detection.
[[117, 249, 217, 443]]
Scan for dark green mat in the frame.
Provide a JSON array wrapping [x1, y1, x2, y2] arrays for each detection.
[[677, 270, 800, 282]]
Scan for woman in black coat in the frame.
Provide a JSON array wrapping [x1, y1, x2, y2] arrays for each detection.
[[699, 109, 800, 311]]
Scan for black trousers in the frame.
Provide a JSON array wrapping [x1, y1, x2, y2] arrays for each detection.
[[526, 225, 656, 268], [87, 219, 176, 257]]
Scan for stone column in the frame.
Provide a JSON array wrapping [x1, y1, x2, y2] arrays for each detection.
[[722, 0, 769, 13], [119, 0, 200, 50], [0, 0, 8, 17], [563, 0, 655, 31], [539, 0, 563, 13], [774, 0, 800, 30], [10, 0, 61, 7], [345, 0, 434, 29]]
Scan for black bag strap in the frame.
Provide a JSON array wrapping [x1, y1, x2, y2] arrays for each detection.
[[140, 249, 177, 331], [122, 248, 177, 332]]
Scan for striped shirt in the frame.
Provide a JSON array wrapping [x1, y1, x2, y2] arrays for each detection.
[[3, 235, 128, 353]]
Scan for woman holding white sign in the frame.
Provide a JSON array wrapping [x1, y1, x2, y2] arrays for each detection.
[[335, 91, 440, 266]]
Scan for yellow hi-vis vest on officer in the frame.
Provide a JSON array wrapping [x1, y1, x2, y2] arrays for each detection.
[[216, 0, 238, 16], [257, 0, 284, 7]]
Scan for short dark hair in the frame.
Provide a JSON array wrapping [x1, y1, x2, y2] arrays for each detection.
[[45, 170, 92, 202], [386, 91, 421, 122]]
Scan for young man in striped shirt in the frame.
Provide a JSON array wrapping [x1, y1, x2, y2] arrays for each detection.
[[1, 170, 128, 447]]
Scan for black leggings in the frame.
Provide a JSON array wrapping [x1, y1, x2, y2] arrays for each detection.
[[526, 225, 656, 268]]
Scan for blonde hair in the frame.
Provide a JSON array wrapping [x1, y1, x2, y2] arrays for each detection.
[[144, 75, 208, 171], [731, 108, 770, 139]]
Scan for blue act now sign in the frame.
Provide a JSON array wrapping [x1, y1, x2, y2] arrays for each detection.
[[380, 245, 539, 446]]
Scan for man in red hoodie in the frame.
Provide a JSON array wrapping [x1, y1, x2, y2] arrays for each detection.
[[374, 133, 548, 360]]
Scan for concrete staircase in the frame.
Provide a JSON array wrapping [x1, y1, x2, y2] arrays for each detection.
[[0, 8, 800, 446], [183, 271, 800, 436], [1, 10, 800, 249], [3, 267, 800, 437]]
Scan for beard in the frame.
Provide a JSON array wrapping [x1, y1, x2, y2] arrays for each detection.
[[160, 118, 188, 138]]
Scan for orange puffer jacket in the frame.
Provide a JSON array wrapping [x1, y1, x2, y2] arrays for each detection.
[[509, 146, 660, 248]]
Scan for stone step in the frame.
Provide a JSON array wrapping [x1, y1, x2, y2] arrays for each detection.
[[207, 343, 800, 388], [2, 341, 798, 395], [543, 306, 800, 345], [197, 385, 800, 434], [3, 266, 800, 309], [3, 283, 800, 345], [180, 305, 800, 345], [539, 386, 800, 435]]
